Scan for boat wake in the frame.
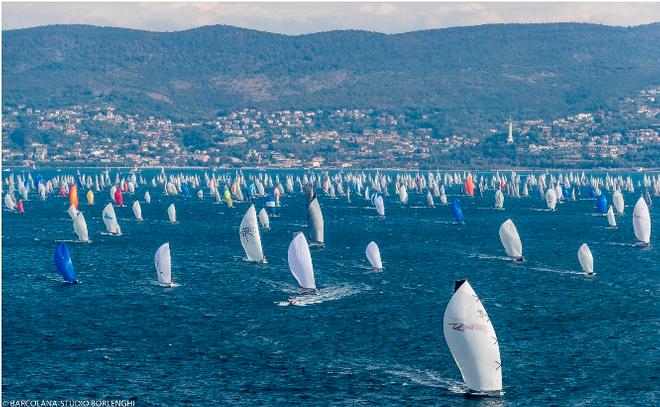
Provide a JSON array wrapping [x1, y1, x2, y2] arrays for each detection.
[[276, 284, 365, 307], [468, 253, 516, 262], [606, 242, 639, 247], [527, 266, 586, 276], [151, 280, 181, 288], [367, 363, 466, 394]]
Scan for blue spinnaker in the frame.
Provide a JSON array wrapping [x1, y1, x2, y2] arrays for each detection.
[[181, 184, 191, 197], [54, 243, 77, 283], [596, 194, 608, 214], [588, 186, 596, 199], [451, 199, 464, 223]]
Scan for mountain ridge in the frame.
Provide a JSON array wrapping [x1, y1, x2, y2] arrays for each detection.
[[3, 22, 659, 132]]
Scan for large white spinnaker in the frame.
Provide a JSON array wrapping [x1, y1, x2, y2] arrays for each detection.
[[287, 233, 316, 290], [375, 195, 385, 216], [607, 206, 616, 228], [73, 212, 90, 242], [443, 280, 502, 395], [546, 189, 557, 210], [613, 190, 624, 214], [258, 208, 270, 230], [239, 205, 265, 262], [498, 219, 523, 261], [633, 197, 651, 245], [167, 203, 177, 224], [577, 243, 594, 274], [154, 242, 173, 286], [365, 241, 383, 270], [132, 201, 143, 221], [494, 189, 504, 209], [102, 203, 121, 235], [67, 204, 79, 220], [307, 194, 324, 244]]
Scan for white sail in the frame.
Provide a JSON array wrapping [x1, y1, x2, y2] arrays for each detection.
[[546, 189, 557, 210], [613, 190, 624, 214], [67, 204, 79, 220], [144, 190, 151, 204], [239, 205, 265, 262], [167, 203, 177, 223], [498, 219, 523, 260], [633, 197, 651, 244], [494, 189, 504, 209], [154, 242, 172, 285], [443, 280, 502, 394], [307, 194, 324, 243], [607, 206, 616, 228], [375, 195, 385, 216], [365, 241, 383, 270], [426, 190, 435, 206], [258, 208, 270, 230], [577, 243, 594, 274], [73, 212, 90, 242], [110, 185, 117, 202], [287, 233, 316, 290], [132, 201, 143, 221], [102, 203, 121, 235]]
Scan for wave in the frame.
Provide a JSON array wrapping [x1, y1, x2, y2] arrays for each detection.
[[527, 266, 588, 276], [276, 283, 365, 307], [366, 363, 466, 394], [468, 253, 516, 262]]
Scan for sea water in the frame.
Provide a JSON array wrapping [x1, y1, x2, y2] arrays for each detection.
[[2, 169, 658, 405]]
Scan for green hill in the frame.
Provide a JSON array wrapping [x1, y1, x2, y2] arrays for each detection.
[[3, 22, 659, 129]]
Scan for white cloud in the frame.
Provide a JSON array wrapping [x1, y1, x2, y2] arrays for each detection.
[[2, 2, 659, 34]]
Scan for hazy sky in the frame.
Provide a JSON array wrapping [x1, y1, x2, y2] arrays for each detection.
[[3, 2, 660, 34]]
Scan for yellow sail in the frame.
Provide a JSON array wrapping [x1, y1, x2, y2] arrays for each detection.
[[224, 189, 233, 208], [86, 189, 94, 205]]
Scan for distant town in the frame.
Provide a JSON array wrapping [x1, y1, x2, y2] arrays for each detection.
[[2, 87, 659, 169]]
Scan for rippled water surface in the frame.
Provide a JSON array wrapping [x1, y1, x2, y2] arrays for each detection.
[[3, 169, 659, 406]]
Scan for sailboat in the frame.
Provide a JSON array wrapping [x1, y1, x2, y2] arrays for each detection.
[[114, 187, 124, 206], [69, 183, 78, 209], [258, 208, 270, 230], [443, 280, 502, 396], [73, 212, 90, 243], [577, 244, 594, 275], [287, 233, 317, 300], [239, 205, 265, 263], [451, 199, 464, 224], [307, 193, 324, 244], [154, 242, 174, 286], [167, 203, 177, 224], [498, 219, 523, 261], [5, 193, 16, 211], [606, 206, 617, 228], [546, 189, 557, 210], [365, 241, 383, 270], [426, 190, 435, 206], [102, 203, 122, 235], [596, 194, 607, 214], [494, 189, 504, 209], [132, 201, 143, 221], [144, 191, 151, 204], [375, 195, 385, 217], [67, 204, 79, 220], [633, 197, 651, 245], [86, 189, 94, 205], [54, 243, 78, 283], [613, 190, 624, 214]]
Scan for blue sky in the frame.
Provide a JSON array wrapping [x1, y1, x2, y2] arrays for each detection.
[[3, 2, 659, 34]]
